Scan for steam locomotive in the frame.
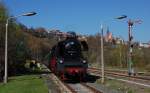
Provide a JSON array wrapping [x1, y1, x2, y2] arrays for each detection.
[[48, 32, 88, 81]]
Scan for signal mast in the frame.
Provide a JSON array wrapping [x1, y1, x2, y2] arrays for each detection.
[[127, 19, 142, 76]]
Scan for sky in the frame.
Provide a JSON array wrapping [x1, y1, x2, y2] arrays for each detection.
[[2, 0, 150, 42]]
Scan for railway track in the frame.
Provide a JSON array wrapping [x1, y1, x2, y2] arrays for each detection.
[[65, 83, 103, 93], [88, 68, 150, 81], [88, 68, 150, 87], [49, 72, 103, 93]]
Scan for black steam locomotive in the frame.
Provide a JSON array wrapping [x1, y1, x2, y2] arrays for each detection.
[[48, 32, 88, 81]]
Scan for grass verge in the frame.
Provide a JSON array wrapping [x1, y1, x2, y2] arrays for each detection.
[[0, 75, 48, 93]]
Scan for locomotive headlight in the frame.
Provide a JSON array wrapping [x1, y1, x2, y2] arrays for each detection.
[[82, 60, 87, 64], [59, 60, 63, 64]]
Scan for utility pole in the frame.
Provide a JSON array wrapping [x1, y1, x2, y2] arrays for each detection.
[[99, 15, 127, 83], [4, 20, 8, 84], [101, 24, 104, 83]]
